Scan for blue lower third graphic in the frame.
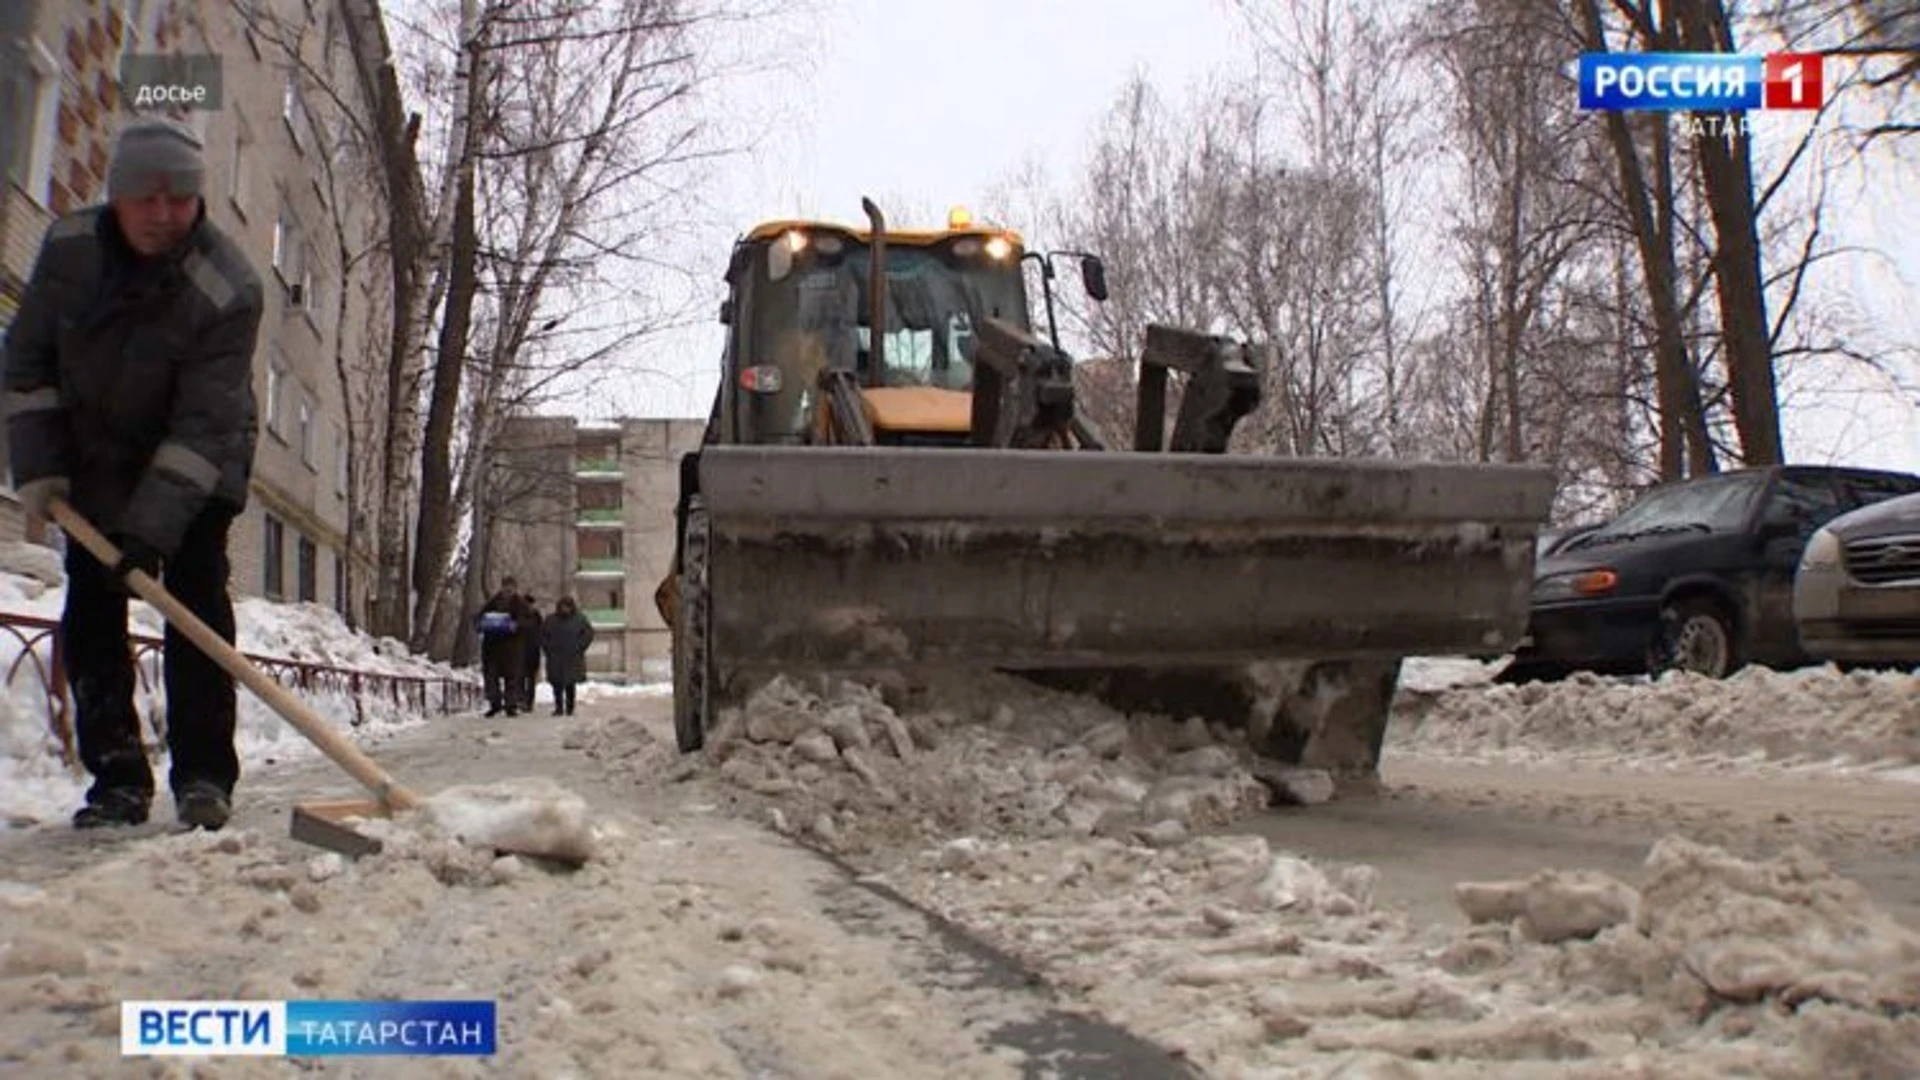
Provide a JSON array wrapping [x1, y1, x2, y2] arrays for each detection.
[[121, 1000, 495, 1056], [287, 1000, 497, 1056]]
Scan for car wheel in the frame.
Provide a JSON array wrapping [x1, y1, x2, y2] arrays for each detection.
[[1654, 598, 1739, 678]]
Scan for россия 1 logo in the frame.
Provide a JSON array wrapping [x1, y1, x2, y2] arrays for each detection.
[[1579, 52, 1824, 111]]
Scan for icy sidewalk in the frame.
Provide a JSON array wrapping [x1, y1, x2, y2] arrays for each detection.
[[0, 694, 1200, 1078]]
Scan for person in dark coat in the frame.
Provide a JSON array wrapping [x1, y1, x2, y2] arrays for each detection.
[[519, 593, 543, 711], [541, 595, 595, 716], [4, 116, 264, 831], [475, 576, 536, 716]]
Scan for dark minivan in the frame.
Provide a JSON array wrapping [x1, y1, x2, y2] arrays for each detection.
[[1501, 465, 1920, 682]]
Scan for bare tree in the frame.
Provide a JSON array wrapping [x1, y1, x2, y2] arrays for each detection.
[[408, 0, 489, 652], [1664, 0, 1784, 465], [1574, 0, 1716, 478], [362, 0, 485, 643], [406, 0, 741, 656], [1422, 0, 1606, 466]]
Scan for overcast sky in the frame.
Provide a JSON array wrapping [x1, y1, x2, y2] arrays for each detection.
[[566, 0, 1919, 474]]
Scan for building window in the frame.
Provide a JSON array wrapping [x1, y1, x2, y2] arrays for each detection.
[[297, 394, 314, 466], [228, 116, 252, 218], [263, 515, 285, 599], [264, 349, 287, 437], [271, 205, 308, 310], [115, 0, 163, 70], [297, 536, 317, 603], [282, 79, 311, 152], [4, 40, 59, 207], [332, 550, 347, 615], [300, 247, 320, 321], [333, 422, 349, 495]]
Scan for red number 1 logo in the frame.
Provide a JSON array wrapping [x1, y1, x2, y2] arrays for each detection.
[[1764, 53, 1824, 110]]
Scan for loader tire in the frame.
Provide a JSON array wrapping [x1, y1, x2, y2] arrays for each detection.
[[673, 499, 714, 754]]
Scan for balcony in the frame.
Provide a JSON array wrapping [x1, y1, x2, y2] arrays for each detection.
[[576, 506, 624, 527], [582, 607, 626, 629], [575, 457, 622, 479], [576, 557, 625, 577]]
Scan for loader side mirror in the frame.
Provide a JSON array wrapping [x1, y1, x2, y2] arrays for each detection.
[[1080, 256, 1109, 302]]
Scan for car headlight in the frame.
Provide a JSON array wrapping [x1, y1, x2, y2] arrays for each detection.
[[1798, 527, 1841, 572], [1533, 567, 1619, 601]]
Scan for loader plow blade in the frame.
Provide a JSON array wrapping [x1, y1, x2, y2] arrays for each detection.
[[698, 446, 1556, 675]]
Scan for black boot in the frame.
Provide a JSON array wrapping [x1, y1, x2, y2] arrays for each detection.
[[175, 781, 231, 831], [73, 787, 151, 829]]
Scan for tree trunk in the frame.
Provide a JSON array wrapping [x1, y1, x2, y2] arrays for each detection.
[[1497, 60, 1529, 463], [338, 0, 426, 639], [370, 0, 483, 642], [328, 242, 362, 631], [1672, 0, 1782, 465], [1579, 0, 1715, 480], [1649, 116, 1718, 476], [410, 97, 483, 652]]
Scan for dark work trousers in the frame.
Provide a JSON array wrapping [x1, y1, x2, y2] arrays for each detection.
[[550, 681, 576, 715], [482, 647, 522, 715], [520, 635, 541, 710], [62, 507, 239, 803]]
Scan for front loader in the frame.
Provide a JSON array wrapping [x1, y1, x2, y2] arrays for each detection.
[[659, 198, 1554, 785]]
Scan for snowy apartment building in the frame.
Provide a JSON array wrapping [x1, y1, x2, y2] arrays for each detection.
[[0, 0, 392, 623], [488, 417, 705, 683]]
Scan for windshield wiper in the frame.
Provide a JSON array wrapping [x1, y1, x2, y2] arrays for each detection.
[[1631, 522, 1712, 537], [1567, 521, 1711, 550]]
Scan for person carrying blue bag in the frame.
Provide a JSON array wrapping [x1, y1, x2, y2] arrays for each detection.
[[473, 575, 536, 716]]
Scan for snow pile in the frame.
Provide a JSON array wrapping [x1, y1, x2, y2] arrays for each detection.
[[0, 563, 476, 827], [1546, 838, 1920, 1013], [692, 672, 1273, 858], [1433, 837, 1920, 1075], [1393, 665, 1920, 774], [229, 598, 448, 680], [873, 827, 1920, 1074], [563, 710, 683, 780], [417, 777, 601, 865]]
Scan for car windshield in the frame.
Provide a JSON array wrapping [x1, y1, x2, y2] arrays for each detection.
[[1576, 473, 1763, 546]]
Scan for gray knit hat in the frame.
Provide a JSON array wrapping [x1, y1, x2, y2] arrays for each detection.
[[106, 116, 205, 200]]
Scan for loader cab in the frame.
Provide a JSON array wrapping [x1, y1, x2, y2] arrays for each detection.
[[718, 219, 1032, 445]]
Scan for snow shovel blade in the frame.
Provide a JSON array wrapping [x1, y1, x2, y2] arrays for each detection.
[[695, 445, 1557, 673], [289, 799, 387, 859]]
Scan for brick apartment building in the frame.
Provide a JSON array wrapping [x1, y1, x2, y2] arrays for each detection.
[[0, 0, 392, 621]]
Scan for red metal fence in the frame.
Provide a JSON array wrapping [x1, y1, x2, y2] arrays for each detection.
[[0, 611, 483, 769]]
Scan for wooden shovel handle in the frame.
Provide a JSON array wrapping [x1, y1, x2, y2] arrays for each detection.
[[48, 498, 421, 813]]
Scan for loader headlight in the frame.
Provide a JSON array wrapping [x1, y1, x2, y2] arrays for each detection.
[[984, 235, 1014, 260], [1798, 527, 1841, 572], [1533, 567, 1619, 602]]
